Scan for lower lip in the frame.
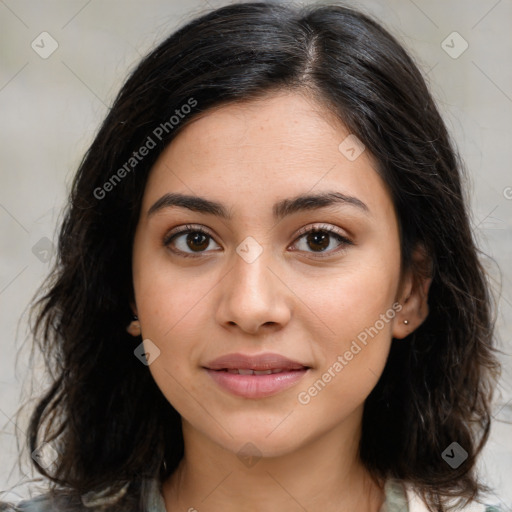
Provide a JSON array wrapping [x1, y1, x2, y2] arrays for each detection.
[[205, 368, 309, 399]]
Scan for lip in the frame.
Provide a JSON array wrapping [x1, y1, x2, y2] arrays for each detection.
[[205, 352, 309, 371], [203, 352, 310, 399], [205, 368, 309, 398]]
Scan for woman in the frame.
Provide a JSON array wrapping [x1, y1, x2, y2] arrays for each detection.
[[4, 1, 503, 511]]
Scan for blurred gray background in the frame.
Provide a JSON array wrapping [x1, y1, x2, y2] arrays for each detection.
[[1, 0, 511, 507]]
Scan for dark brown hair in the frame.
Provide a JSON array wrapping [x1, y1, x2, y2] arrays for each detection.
[[10, 1, 501, 510]]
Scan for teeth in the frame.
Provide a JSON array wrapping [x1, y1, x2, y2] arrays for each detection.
[[237, 368, 254, 375], [253, 369, 272, 375]]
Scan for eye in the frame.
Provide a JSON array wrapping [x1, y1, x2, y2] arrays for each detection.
[[163, 224, 220, 258], [290, 223, 353, 258], [163, 223, 353, 258]]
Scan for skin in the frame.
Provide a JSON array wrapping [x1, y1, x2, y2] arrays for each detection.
[[131, 91, 431, 512]]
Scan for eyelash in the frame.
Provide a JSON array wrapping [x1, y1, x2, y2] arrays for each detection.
[[163, 223, 353, 259]]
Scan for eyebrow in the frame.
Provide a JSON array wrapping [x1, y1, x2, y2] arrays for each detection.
[[147, 190, 370, 221]]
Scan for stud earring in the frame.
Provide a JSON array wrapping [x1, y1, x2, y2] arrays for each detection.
[[126, 315, 141, 337], [403, 319, 409, 325]]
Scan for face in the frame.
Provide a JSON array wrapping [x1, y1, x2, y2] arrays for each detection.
[[132, 91, 411, 459]]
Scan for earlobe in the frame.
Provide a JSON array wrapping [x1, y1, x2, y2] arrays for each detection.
[[392, 245, 433, 340], [126, 315, 141, 337], [127, 301, 141, 336]]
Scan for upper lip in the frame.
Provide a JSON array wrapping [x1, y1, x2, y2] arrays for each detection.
[[204, 352, 310, 371]]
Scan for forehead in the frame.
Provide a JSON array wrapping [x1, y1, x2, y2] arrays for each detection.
[[173, 92, 351, 163], [142, 91, 394, 220]]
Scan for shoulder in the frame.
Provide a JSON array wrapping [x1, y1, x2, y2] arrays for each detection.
[[405, 484, 503, 512]]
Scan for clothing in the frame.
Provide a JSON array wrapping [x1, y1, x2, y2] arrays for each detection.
[[12, 478, 502, 511]]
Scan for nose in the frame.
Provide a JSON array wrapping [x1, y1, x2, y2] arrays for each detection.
[[215, 245, 292, 335]]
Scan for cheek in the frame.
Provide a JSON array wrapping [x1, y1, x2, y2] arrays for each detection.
[[136, 273, 207, 368], [310, 249, 399, 342], [301, 252, 400, 404], [133, 236, 215, 338], [132, 247, 219, 406]]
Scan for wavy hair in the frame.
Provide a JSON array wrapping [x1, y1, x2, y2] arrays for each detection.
[[11, 1, 501, 510]]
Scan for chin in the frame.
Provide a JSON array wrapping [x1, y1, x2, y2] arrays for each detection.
[[199, 417, 315, 460]]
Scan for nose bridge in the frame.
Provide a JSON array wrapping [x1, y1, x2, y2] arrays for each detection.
[[231, 234, 275, 299], [216, 234, 291, 332]]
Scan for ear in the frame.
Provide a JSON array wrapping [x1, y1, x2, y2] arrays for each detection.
[[392, 244, 433, 339]]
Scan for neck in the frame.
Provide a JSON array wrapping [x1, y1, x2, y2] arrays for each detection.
[[162, 411, 385, 512]]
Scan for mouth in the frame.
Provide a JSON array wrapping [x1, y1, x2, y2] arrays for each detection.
[[204, 368, 309, 398], [214, 368, 304, 375], [203, 352, 311, 399]]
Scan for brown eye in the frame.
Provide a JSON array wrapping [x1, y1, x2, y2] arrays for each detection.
[[184, 232, 210, 251], [163, 225, 220, 258], [163, 223, 353, 259], [305, 231, 330, 252], [291, 224, 353, 257]]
